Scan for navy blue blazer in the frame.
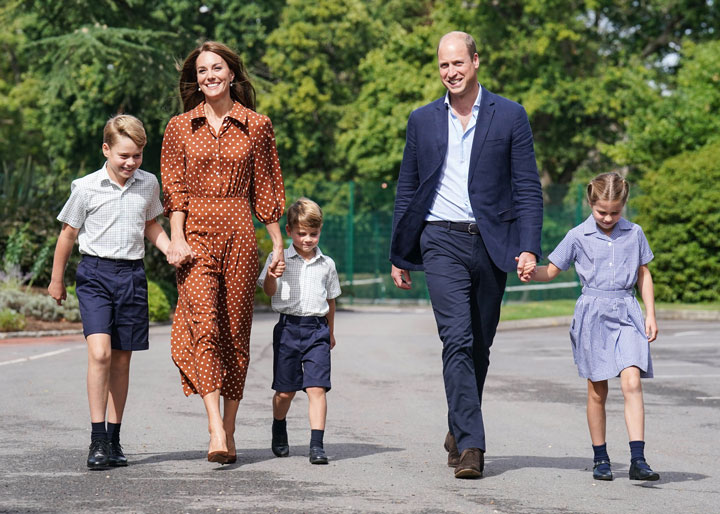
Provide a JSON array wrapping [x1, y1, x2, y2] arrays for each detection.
[[390, 87, 543, 273]]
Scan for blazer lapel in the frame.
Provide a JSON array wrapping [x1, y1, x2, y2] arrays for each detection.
[[468, 87, 495, 181], [434, 99, 448, 159], [418, 98, 448, 186]]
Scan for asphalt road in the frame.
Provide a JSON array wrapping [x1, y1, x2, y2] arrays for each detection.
[[1, 309, 718, 513]]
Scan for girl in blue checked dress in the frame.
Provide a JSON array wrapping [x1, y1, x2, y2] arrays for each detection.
[[522, 172, 660, 482]]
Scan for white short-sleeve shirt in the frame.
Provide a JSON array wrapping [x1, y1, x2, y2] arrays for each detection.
[[57, 164, 164, 260], [258, 245, 342, 316]]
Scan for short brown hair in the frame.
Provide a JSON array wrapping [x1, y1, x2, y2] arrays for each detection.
[[178, 41, 256, 112], [103, 114, 146, 148], [586, 172, 630, 206], [286, 197, 323, 229]]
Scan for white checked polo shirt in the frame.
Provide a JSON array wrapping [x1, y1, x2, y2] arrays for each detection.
[[57, 163, 164, 260], [258, 245, 342, 317]]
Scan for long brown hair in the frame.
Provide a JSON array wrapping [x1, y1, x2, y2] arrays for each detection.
[[179, 41, 256, 112], [586, 172, 630, 206]]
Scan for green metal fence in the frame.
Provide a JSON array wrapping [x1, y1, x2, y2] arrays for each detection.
[[258, 181, 636, 304]]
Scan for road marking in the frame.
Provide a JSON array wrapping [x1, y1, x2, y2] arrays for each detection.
[[0, 345, 85, 367], [696, 397, 720, 401], [672, 331, 705, 337]]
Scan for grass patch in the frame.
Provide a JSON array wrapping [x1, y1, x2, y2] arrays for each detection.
[[500, 299, 720, 321], [655, 302, 720, 311], [500, 300, 576, 321]]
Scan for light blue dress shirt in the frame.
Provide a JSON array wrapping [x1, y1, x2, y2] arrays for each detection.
[[426, 85, 482, 222]]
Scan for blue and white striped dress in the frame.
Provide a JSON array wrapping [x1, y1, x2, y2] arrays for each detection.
[[548, 216, 654, 381]]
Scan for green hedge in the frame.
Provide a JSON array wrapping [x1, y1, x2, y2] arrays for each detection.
[[633, 140, 720, 302], [148, 280, 171, 322]]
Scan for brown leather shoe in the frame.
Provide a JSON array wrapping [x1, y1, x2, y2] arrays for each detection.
[[444, 432, 460, 468], [454, 448, 484, 479]]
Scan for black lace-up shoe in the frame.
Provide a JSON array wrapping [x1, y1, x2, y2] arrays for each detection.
[[87, 440, 110, 469], [309, 446, 328, 464], [108, 441, 128, 467], [272, 432, 290, 457]]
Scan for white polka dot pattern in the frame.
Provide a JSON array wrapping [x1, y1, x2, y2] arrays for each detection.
[[161, 101, 285, 400]]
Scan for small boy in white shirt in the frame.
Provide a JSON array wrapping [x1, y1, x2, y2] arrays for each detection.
[[257, 197, 341, 464]]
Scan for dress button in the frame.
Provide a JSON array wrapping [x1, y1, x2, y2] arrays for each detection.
[[609, 263, 613, 266], [608, 242, 612, 246]]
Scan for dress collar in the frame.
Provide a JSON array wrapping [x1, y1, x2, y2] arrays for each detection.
[[189, 101, 249, 126], [582, 215, 632, 236]]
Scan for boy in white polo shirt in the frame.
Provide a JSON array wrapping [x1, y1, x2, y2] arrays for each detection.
[[258, 197, 341, 464], [48, 115, 173, 469]]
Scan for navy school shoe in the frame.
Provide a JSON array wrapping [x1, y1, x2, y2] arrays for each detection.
[[629, 459, 660, 481], [87, 440, 110, 469], [309, 446, 328, 465], [592, 460, 613, 481]]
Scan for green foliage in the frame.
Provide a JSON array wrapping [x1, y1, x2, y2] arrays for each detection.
[[633, 141, 720, 302], [3, 0, 720, 306], [608, 40, 720, 173], [0, 288, 80, 322], [0, 308, 26, 332], [147, 280, 171, 322]]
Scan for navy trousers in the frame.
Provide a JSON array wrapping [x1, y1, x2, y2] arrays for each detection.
[[420, 223, 507, 453]]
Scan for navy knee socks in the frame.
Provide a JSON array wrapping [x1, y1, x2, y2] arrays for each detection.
[[91, 422, 107, 442], [310, 429, 324, 449], [107, 422, 121, 444], [592, 443, 611, 473]]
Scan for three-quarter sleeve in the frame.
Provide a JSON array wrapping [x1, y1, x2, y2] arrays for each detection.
[[160, 116, 189, 216], [250, 116, 285, 224]]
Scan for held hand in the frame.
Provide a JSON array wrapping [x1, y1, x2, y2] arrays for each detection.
[[515, 253, 537, 282], [267, 251, 285, 278], [645, 316, 658, 342], [48, 281, 66, 306], [330, 333, 336, 350], [167, 238, 193, 268], [391, 264, 412, 290]]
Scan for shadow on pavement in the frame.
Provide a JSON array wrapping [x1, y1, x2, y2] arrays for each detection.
[[486, 455, 708, 485], [129, 442, 404, 468]]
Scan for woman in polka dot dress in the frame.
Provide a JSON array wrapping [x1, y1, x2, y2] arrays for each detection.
[[161, 41, 286, 464]]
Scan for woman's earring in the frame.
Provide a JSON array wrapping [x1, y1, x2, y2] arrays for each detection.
[[198, 86, 201, 91]]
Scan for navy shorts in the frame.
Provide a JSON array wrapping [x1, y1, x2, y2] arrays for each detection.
[[75, 255, 150, 351], [272, 314, 331, 392]]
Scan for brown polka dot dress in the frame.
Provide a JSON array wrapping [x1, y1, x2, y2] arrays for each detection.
[[161, 101, 285, 401]]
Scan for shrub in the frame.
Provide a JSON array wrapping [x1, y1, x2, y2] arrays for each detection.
[[148, 280, 170, 322], [0, 308, 26, 332], [633, 140, 720, 302], [0, 288, 80, 322]]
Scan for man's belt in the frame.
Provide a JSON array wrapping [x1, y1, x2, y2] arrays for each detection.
[[427, 220, 480, 235]]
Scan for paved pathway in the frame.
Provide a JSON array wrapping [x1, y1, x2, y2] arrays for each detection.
[[1, 309, 718, 513]]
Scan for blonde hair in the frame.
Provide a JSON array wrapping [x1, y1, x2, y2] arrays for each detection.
[[103, 115, 147, 148], [286, 197, 323, 229], [586, 172, 629, 206]]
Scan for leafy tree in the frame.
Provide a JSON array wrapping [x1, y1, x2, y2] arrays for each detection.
[[633, 140, 720, 302], [261, 0, 406, 177], [607, 40, 720, 172]]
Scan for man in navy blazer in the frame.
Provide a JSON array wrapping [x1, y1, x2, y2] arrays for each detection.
[[390, 31, 543, 479]]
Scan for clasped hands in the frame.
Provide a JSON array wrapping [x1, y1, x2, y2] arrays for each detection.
[[391, 251, 538, 289], [515, 252, 537, 282]]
